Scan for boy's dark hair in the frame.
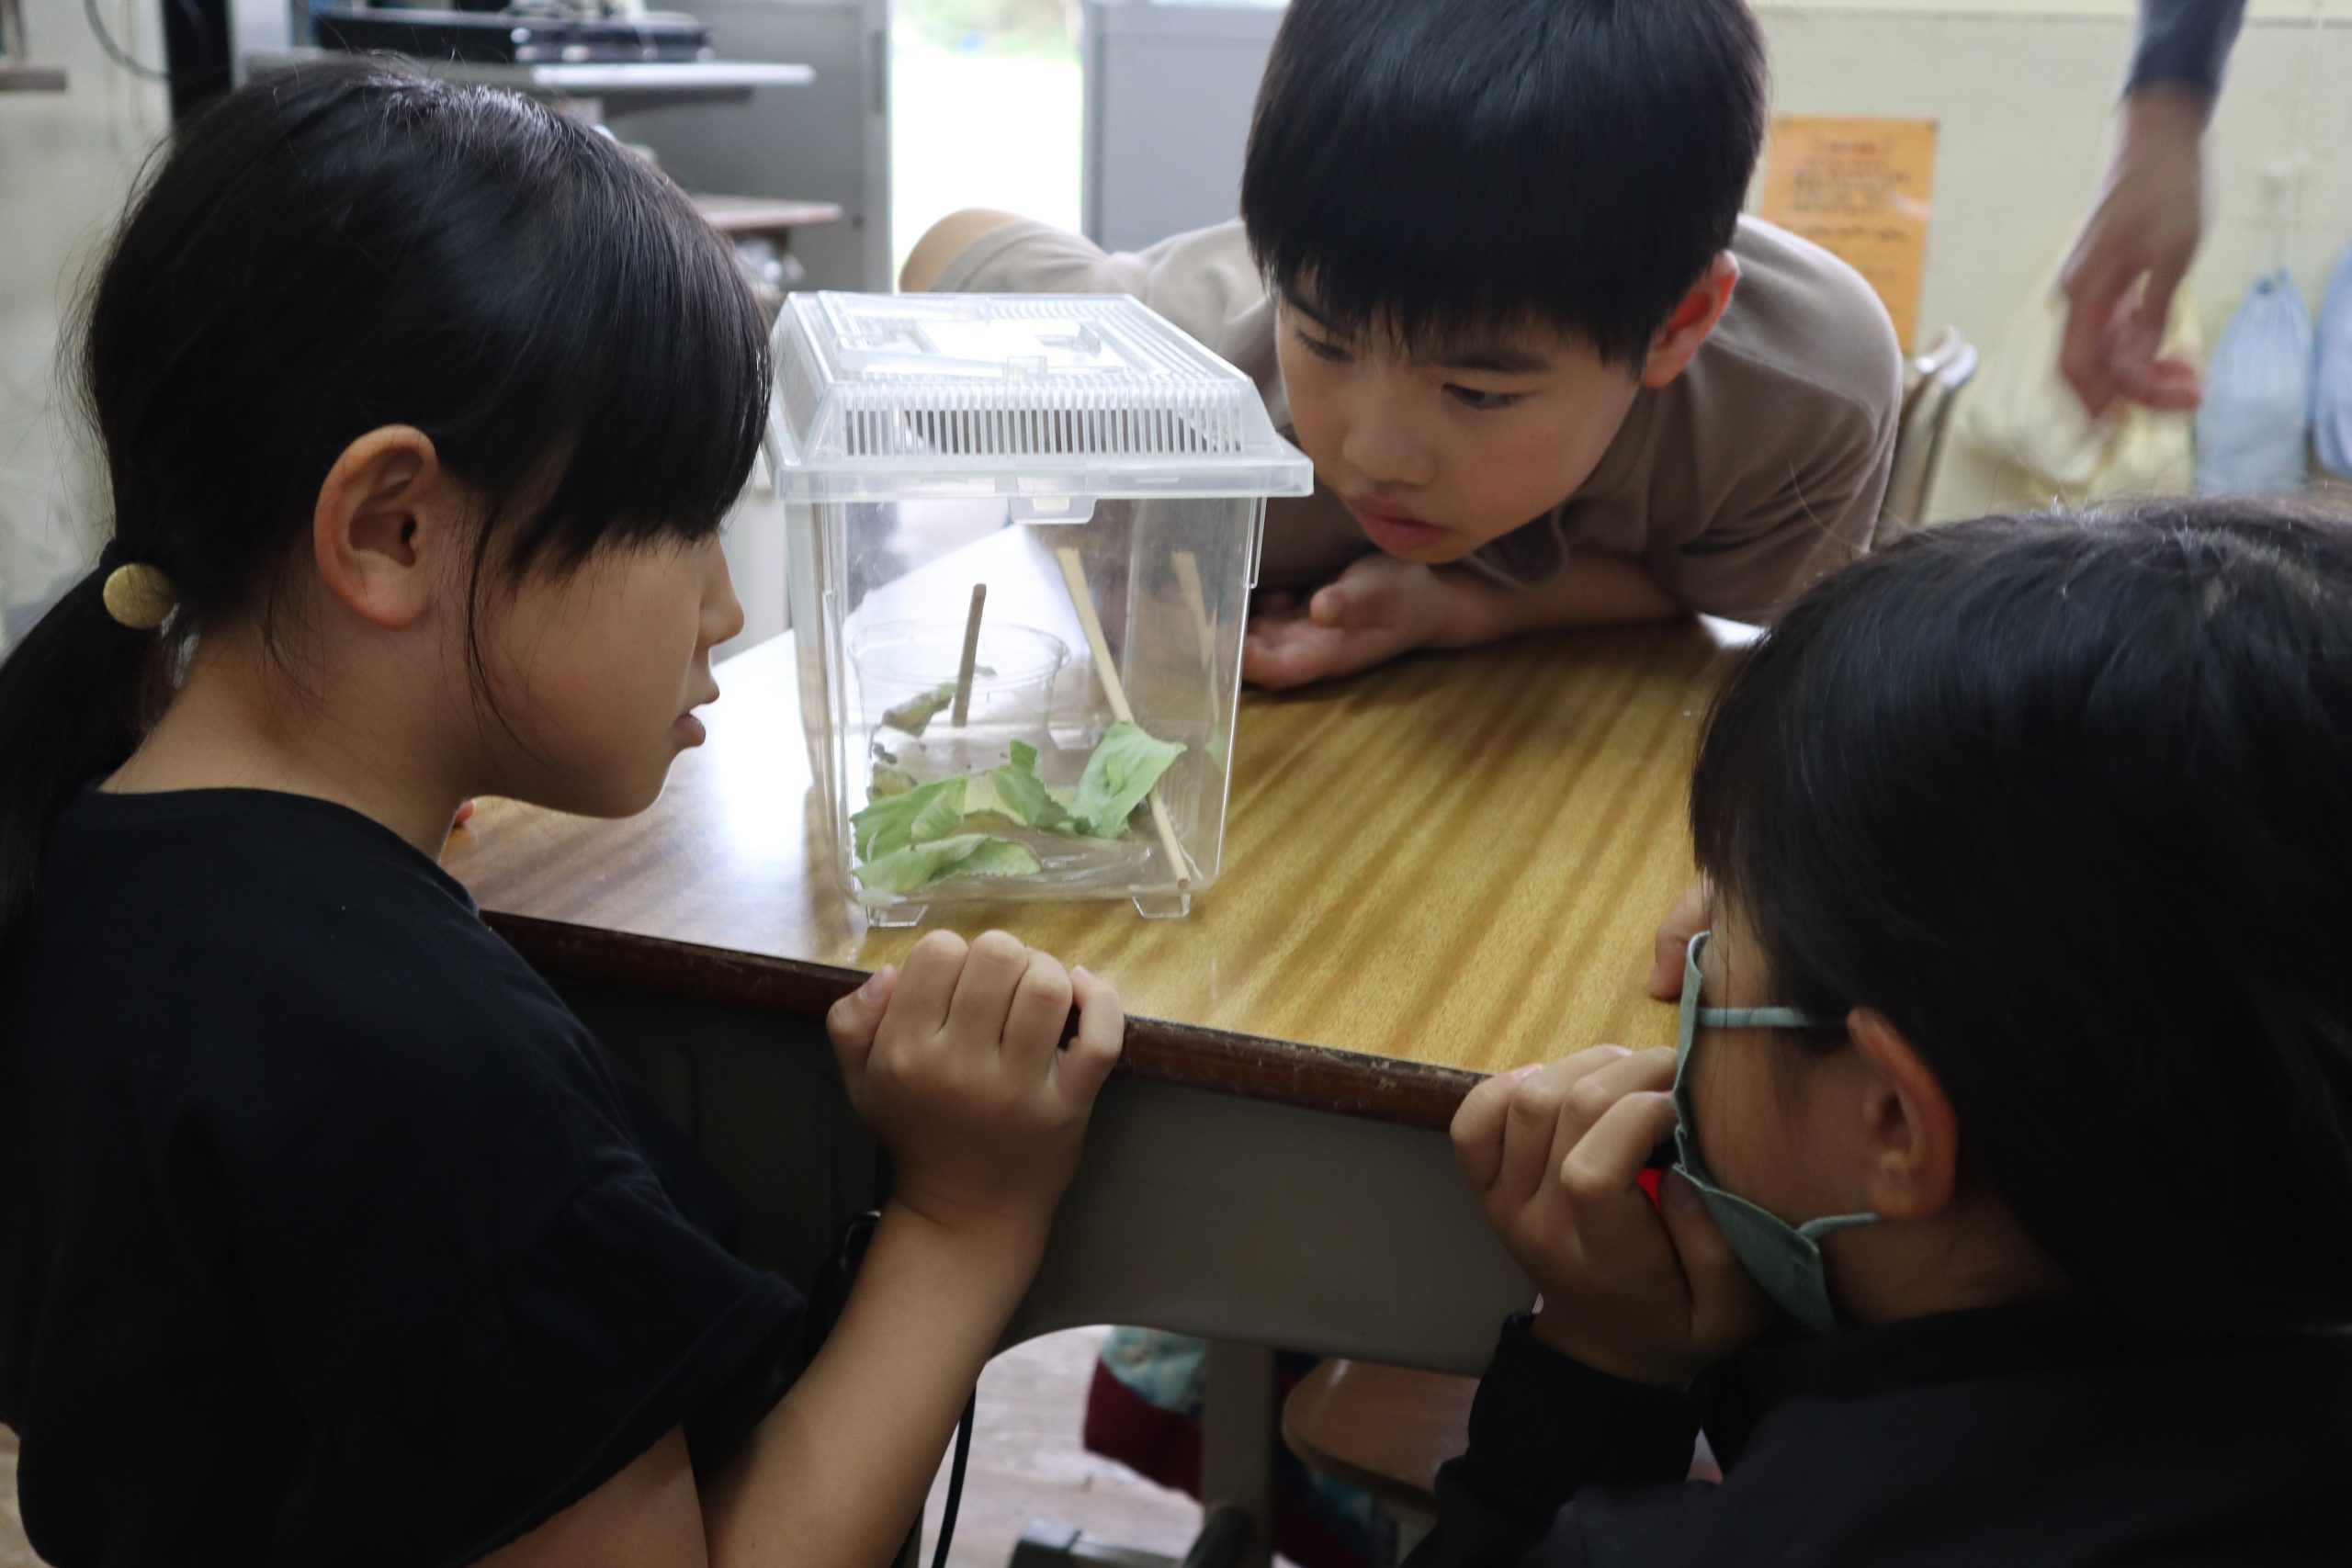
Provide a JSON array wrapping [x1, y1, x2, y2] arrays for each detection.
[[1240, 0, 1768, 367], [0, 60, 769, 947], [1692, 498, 2352, 1331]]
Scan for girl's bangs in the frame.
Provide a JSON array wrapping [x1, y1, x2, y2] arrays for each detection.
[[511, 154, 772, 568]]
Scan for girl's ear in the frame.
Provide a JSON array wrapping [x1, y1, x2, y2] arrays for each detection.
[[312, 426, 458, 632], [1845, 1007, 1962, 1222], [1639, 252, 1740, 389]]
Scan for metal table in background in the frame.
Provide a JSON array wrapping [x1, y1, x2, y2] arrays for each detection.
[[241, 49, 814, 125]]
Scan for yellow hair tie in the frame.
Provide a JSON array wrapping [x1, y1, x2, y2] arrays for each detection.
[[101, 562, 177, 632]]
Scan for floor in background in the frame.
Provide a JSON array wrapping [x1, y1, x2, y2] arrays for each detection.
[[0, 1430, 42, 1568], [923, 1326, 1212, 1568]]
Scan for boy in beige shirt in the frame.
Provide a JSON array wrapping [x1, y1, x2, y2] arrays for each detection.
[[906, 0, 1903, 691]]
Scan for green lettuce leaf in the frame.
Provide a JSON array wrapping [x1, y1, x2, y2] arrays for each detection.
[[854, 833, 1042, 894], [942, 837, 1041, 880], [908, 777, 969, 844], [851, 775, 967, 859], [990, 739, 1073, 833], [1068, 721, 1185, 838], [879, 682, 955, 737], [959, 771, 1010, 822]]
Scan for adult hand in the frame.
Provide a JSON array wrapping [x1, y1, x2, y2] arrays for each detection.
[[1243, 553, 1449, 690], [826, 931, 1124, 1244], [1452, 1046, 1769, 1388], [2058, 85, 2211, 417]]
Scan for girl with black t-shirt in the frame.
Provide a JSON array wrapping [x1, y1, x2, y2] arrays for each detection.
[[0, 61, 1122, 1567]]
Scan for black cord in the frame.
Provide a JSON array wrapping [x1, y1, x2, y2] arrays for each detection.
[[83, 0, 170, 80], [931, 1393, 978, 1568]]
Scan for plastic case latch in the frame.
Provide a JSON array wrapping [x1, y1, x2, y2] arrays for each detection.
[[1009, 493, 1097, 524]]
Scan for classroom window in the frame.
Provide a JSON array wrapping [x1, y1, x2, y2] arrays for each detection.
[[891, 0, 1084, 279]]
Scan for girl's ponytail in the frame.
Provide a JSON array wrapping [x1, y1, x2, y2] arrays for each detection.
[[0, 547, 166, 946]]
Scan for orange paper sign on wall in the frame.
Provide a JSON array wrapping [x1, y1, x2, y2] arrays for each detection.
[[1759, 116, 1939, 352]]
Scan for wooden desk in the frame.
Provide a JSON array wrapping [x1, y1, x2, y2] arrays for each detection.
[[689, 195, 843, 287], [692, 195, 847, 237], [445, 619, 1727, 1339], [447, 623, 1725, 1564], [448, 622, 1722, 1123]]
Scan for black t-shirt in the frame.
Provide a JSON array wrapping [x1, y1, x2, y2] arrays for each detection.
[[1408, 1305, 2352, 1567], [0, 788, 804, 1567]]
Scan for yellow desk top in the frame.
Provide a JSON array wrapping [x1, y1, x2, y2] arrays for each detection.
[[445, 623, 1730, 1121]]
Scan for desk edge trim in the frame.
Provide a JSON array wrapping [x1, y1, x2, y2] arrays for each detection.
[[484, 912, 1479, 1130]]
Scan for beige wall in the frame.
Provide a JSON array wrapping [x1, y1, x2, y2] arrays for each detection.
[[0, 0, 167, 637], [1756, 1, 2352, 515], [0, 25, 165, 1546]]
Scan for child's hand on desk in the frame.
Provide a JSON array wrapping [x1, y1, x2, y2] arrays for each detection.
[[827, 931, 1124, 1251], [1453, 1045, 1767, 1389], [1244, 554, 1448, 689]]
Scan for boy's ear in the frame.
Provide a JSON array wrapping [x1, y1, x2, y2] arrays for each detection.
[[312, 425, 459, 633], [1638, 253, 1741, 389], [1845, 1006, 1962, 1223]]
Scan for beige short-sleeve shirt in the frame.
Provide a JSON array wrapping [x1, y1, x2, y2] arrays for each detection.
[[935, 215, 1903, 623]]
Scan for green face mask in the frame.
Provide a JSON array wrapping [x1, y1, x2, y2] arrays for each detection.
[[1671, 930, 1875, 1335]]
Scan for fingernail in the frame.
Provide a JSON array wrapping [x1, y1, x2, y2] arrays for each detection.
[[1510, 1064, 1543, 1080], [1072, 966, 1092, 982], [857, 966, 892, 1003]]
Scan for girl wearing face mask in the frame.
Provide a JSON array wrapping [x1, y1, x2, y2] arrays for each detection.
[[1416, 498, 2352, 1567]]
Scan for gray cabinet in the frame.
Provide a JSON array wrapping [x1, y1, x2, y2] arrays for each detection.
[[593, 0, 897, 294], [1080, 0, 1283, 252]]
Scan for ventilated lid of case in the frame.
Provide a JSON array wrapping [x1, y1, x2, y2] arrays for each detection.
[[768, 292, 1313, 502]]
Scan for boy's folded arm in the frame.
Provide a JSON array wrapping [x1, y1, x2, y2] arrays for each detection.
[[899, 209, 1032, 292], [1402, 1314, 1707, 1568], [1244, 551, 1677, 689], [1428, 551, 1683, 649]]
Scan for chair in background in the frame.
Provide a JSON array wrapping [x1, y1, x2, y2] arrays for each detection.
[[1277, 1361, 1471, 1561], [1879, 326, 1981, 540], [1279, 1359, 1728, 1568]]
